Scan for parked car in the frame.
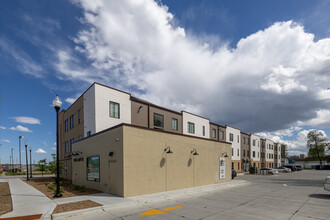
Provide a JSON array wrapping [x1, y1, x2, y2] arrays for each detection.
[[260, 168, 278, 175], [284, 165, 297, 171], [325, 176, 330, 191], [232, 169, 237, 179], [295, 165, 303, 171], [276, 167, 291, 173]]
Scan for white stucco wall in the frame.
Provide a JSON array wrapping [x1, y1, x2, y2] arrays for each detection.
[[84, 84, 96, 137], [250, 134, 260, 162], [265, 139, 275, 162], [94, 84, 131, 133], [226, 126, 240, 161], [182, 111, 210, 139]]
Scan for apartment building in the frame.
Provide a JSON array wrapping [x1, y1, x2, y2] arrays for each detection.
[[226, 126, 241, 172], [265, 139, 275, 168], [240, 132, 250, 172], [274, 143, 281, 168], [250, 134, 261, 168]]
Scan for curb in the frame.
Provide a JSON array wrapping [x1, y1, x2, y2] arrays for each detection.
[[43, 206, 103, 220]]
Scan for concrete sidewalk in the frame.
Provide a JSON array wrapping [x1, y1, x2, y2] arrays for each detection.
[[0, 178, 56, 219], [0, 177, 248, 220]]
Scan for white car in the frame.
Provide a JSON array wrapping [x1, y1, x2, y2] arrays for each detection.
[[276, 167, 291, 173], [325, 176, 330, 191], [260, 168, 278, 175]]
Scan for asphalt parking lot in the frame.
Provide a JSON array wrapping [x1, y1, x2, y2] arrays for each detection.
[[59, 170, 330, 220]]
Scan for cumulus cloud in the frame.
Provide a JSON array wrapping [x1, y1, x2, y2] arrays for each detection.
[[49, 0, 330, 133], [298, 109, 330, 128], [0, 139, 10, 143], [12, 117, 41, 124], [65, 97, 76, 104], [0, 126, 5, 129], [36, 148, 46, 153], [9, 125, 32, 132]]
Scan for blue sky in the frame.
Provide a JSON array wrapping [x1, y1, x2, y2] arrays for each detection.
[[1, 0, 330, 164]]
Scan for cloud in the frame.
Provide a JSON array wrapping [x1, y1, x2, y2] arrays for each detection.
[[52, 147, 56, 150], [36, 148, 47, 153], [65, 97, 76, 104], [9, 125, 32, 132], [12, 117, 41, 125], [50, 0, 330, 133], [0, 126, 5, 129], [298, 109, 330, 128], [0, 139, 10, 143]]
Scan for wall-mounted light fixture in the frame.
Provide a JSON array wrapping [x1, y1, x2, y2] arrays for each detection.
[[164, 146, 173, 154], [191, 148, 199, 156], [109, 152, 114, 157], [222, 152, 228, 157], [137, 106, 143, 113], [71, 151, 82, 156], [116, 138, 119, 141]]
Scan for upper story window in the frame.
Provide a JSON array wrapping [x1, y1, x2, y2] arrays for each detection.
[[243, 150, 246, 157], [258, 141, 259, 147], [78, 110, 81, 124], [253, 151, 256, 158], [212, 128, 216, 138], [65, 119, 68, 132], [247, 137, 250, 145], [258, 152, 260, 158], [220, 131, 224, 140], [202, 126, 205, 136], [70, 138, 74, 152], [65, 141, 69, 153], [243, 137, 246, 144], [110, 101, 120, 118], [237, 149, 239, 156], [172, 118, 178, 130], [237, 135, 239, 143], [253, 139, 256, 146], [153, 113, 164, 128], [70, 115, 74, 129], [188, 122, 195, 134], [229, 133, 233, 142]]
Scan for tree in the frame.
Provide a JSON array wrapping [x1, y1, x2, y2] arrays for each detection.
[[48, 154, 63, 174], [307, 130, 327, 165], [36, 159, 47, 176], [281, 144, 288, 158]]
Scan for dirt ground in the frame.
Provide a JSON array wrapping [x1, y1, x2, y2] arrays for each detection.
[[24, 177, 101, 199], [52, 200, 102, 214], [0, 182, 12, 215]]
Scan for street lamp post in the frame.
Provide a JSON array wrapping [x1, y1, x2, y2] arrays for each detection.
[[53, 95, 62, 198], [25, 141, 29, 180], [19, 136, 22, 172], [11, 148, 13, 171], [29, 147, 32, 178]]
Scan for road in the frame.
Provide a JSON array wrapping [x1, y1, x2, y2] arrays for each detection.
[[57, 170, 330, 220]]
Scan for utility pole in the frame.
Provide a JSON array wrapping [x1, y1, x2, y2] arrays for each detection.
[[19, 136, 22, 172]]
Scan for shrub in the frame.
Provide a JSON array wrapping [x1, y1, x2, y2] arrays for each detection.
[[45, 182, 49, 187], [72, 185, 80, 191], [79, 186, 86, 192], [48, 184, 55, 191], [59, 187, 65, 193]]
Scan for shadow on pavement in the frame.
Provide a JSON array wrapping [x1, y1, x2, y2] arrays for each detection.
[[308, 194, 330, 200]]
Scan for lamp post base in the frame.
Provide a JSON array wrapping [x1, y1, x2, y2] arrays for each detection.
[[53, 193, 62, 198]]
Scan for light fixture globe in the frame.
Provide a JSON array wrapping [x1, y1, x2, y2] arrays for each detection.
[[53, 95, 62, 109], [29, 147, 32, 151], [24, 141, 28, 147]]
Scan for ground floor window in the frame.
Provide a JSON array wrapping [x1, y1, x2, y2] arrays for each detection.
[[87, 156, 100, 182]]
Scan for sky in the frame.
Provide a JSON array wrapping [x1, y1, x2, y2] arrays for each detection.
[[1, 0, 330, 164]]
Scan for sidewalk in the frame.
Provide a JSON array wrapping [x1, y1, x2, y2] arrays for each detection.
[[0, 178, 248, 220]]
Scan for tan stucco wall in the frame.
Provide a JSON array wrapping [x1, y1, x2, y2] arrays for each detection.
[[122, 125, 232, 197], [149, 106, 182, 133], [131, 100, 149, 128], [71, 126, 124, 196]]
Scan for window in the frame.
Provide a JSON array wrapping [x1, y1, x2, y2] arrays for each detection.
[[70, 115, 74, 129], [65, 141, 69, 153], [243, 150, 246, 157], [232, 148, 233, 156], [109, 101, 120, 118], [232, 162, 234, 169], [87, 131, 91, 137], [220, 131, 224, 140], [258, 141, 259, 147], [253, 140, 256, 146], [247, 138, 250, 145], [78, 110, 81, 124], [243, 137, 246, 144], [202, 126, 205, 136], [229, 133, 233, 142], [172, 118, 178, 130], [237, 149, 239, 156], [253, 151, 256, 158], [70, 139, 74, 152], [237, 135, 239, 143], [153, 113, 164, 127], [87, 156, 100, 182], [258, 152, 260, 158], [188, 122, 195, 134], [212, 128, 216, 138], [78, 136, 81, 141], [247, 150, 250, 157], [65, 120, 68, 132]]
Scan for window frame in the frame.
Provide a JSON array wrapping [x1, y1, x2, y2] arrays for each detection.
[[109, 101, 120, 119], [212, 128, 216, 138], [188, 122, 195, 134], [229, 133, 233, 142], [153, 113, 164, 128], [172, 118, 178, 131]]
